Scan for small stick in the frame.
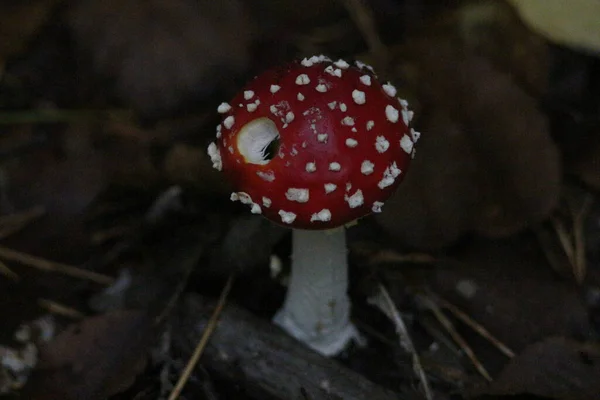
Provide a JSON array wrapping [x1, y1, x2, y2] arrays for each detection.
[[339, 0, 389, 69], [0, 245, 114, 285], [368, 284, 433, 400], [550, 216, 576, 268], [571, 194, 592, 284], [38, 298, 85, 319], [0, 206, 46, 240], [418, 294, 492, 381], [168, 274, 235, 400], [368, 250, 435, 266], [434, 296, 514, 358], [0, 259, 19, 280]]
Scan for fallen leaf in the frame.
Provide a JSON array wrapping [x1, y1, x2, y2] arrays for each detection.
[[508, 0, 600, 55], [376, 36, 560, 249], [24, 310, 153, 400], [471, 337, 600, 400], [0, 0, 63, 67], [432, 237, 593, 352], [68, 0, 256, 116]]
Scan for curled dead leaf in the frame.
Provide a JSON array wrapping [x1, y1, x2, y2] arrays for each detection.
[[68, 0, 256, 116], [24, 310, 153, 400], [377, 37, 560, 249], [471, 337, 600, 400]]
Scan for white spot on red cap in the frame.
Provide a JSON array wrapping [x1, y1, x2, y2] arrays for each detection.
[[345, 138, 358, 148], [361, 160, 374, 175], [372, 201, 384, 213], [385, 105, 399, 123], [401, 109, 412, 125], [345, 189, 364, 208], [262, 197, 272, 208], [279, 210, 297, 224], [366, 120, 374, 131], [316, 84, 328, 93], [317, 134, 328, 142], [231, 192, 252, 204], [247, 103, 258, 112], [375, 136, 390, 153], [339, 103, 347, 112], [297, 93, 305, 101], [224, 116, 235, 129], [360, 75, 372, 86], [355, 60, 367, 69], [324, 65, 342, 77], [251, 203, 261, 214], [305, 162, 316, 172], [311, 209, 332, 222], [301, 58, 314, 67], [270, 85, 281, 94], [400, 134, 413, 154], [378, 163, 401, 189], [342, 116, 354, 126], [244, 90, 254, 100], [411, 128, 421, 142], [285, 111, 295, 123], [334, 59, 350, 69], [296, 74, 310, 85], [216, 124, 222, 138], [217, 102, 231, 113], [329, 162, 341, 171], [328, 101, 337, 110], [207, 142, 222, 171], [383, 83, 397, 97], [352, 90, 366, 105], [324, 183, 337, 193], [286, 188, 309, 203], [257, 171, 275, 182]]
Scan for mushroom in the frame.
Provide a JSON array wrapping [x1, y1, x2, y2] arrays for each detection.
[[208, 55, 419, 355]]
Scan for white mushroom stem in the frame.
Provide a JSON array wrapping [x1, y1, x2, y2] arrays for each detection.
[[273, 228, 361, 356]]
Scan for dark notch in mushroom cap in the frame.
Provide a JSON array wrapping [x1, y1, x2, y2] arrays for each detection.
[[208, 55, 419, 229]]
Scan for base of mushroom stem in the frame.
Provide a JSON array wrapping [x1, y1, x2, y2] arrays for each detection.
[[273, 311, 365, 356]]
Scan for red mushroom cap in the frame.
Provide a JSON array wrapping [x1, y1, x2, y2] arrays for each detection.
[[208, 55, 420, 229]]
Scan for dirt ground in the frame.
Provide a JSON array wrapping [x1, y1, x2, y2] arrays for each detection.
[[0, 1, 599, 399]]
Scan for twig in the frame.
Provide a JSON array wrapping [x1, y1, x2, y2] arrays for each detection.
[[434, 296, 514, 358], [0, 259, 19, 280], [0, 109, 132, 125], [551, 216, 576, 268], [571, 194, 592, 284], [38, 298, 85, 319], [417, 294, 492, 381], [368, 250, 436, 266], [339, 0, 388, 70], [168, 274, 235, 400], [368, 284, 433, 400], [0, 206, 46, 240], [0, 245, 114, 285]]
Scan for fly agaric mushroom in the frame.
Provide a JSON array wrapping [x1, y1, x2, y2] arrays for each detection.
[[208, 55, 419, 355]]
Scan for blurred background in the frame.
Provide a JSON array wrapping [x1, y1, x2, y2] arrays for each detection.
[[0, 0, 599, 399]]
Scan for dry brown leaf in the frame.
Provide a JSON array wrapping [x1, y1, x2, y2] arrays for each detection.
[[68, 0, 256, 116], [375, 111, 478, 250], [163, 143, 232, 196], [457, 55, 560, 237], [432, 238, 592, 352], [24, 310, 153, 400], [458, 0, 549, 95], [471, 337, 600, 400], [0, 0, 63, 66], [377, 36, 559, 249]]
